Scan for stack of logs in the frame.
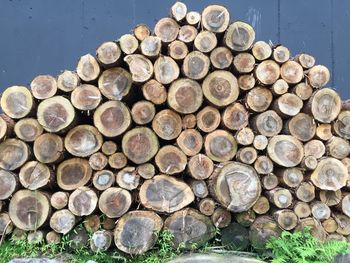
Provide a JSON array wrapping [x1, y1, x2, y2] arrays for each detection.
[[0, 1, 350, 254]]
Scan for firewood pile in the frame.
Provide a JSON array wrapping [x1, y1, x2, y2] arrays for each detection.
[[0, 1, 350, 254]]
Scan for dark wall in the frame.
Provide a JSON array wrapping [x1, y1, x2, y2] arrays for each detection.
[[0, 0, 349, 98]]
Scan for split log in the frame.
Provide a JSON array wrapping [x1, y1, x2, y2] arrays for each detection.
[[212, 207, 232, 228], [285, 113, 316, 142], [246, 87, 273, 112], [188, 154, 214, 180], [14, 118, 43, 142], [198, 198, 216, 216], [277, 167, 303, 188], [137, 163, 155, 179], [108, 152, 127, 169], [253, 135, 268, 151], [255, 60, 280, 85], [311, 201, 331, 221], [133, 24, 150, 41], [131, 100, 155, 125], [252, 196, 270, 215], [196, 106, 221, 133], [296, 53, 315, 69], [84, 214, 101, 233], [46, 231, 61, 244], [176, 129, 203, 156], [50, 191, 69, 210], [273, 45, 290, 64], [267, 188, 293, 209], [0, 139, 30, 171], [194, 31, 217, 53], [262, 174, 278, 190], [124, 54, 153, 83], [154, 18, 179, 43], [71, 84, 102, 111], [294, 201, 311, 218], [182, 114, 196, 129], [249, 216, 281, 251], [0, 170, 17, 200], [0, 213, 13, 235], [252, 41, 272, 61], [222, 103, 249, 131], [171, 2, 187, 22], [119, 34, 138, 55], [189, 179, 208, 198], [49, 209, 76, 234], [96, 41, 121, 67], [33, 133, 64, 164], [19, 161, 53, 190], [90, 230, 113, 252], [89, 152, 108, 171], [272, 93, 303, 117], [0, 86, 34, 119], [327, 137, 350, 159], [68, 186, 98, 216], [280, 61, 303, 84], [142, 79, 167, 105], [152, 109, 182, 140], [236, 147, 257, 165], [154, 56, 180, 85], [221, 223, 249, 251], [254, 156, 273, 175], [233, 53, 255, 73], [235, 210, 256, 227], [168, 40, 188, 61], [139, 175, 194, 213], [210, 47, 233, 70], [272, 79, 288, 96], [296, 182, 315, 202], [307, 65, 330, 88], [292, 82, 313, 100], [182, 51, 210, 80], [57, 70, 80, 92], [251, 110, 282, 137], [224, 21, 255, 51], [92, 170, 115, 191], [334, 111, 350, 139], [116, 167, 140, 190], [178, 25, 197, 43], [204, 130, 237, 162], [76, 54, 100, 82], [155, 145, 187, 174], [304, 139, 326, 159], [30, 75, 57, 100], [186, 11, 201, 26], [238, 74, 255, 91], [201, 5, 229, 33], [98, 187, 132, 218], [319, 190, 342, 207], [316, 124, 333, 141], [273, 209, 298, 230], [101, 141, 117, 156]]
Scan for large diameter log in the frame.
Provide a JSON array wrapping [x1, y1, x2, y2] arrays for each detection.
[[19, 161, 53, 190], [116, 167, 140, 190], [246, 87, 273, 112], [222, 103, 249, 131], [267, 135, 304, 167], [182, 51, 210, 80], [50, 191, 69, 210], [152, 109, 182, 140], [0, 86, 34, 119], [252, 110, 282, 137], [188, 154, 214, 180], [310, 157, 348, 191], [255, 60, 280, 85], [98, 187, 132, 218], [93, 101, 131, 137], [142, 79, 167, 105], [164, 208, 215, 249], [14, 118, 43, 142], [96, 41, 121, 67], [37, 96, 75, 133], [71, 84, 102, 111], [334, 111, 350, 139], [30, 75, 57, 100], [176, 129, 203, 157], [124, 54, 153, 83], [285, 113, 316, 142], [307, 65, 330, 88], [90, 230, 113, 252], [64, 125, 103, 157], [49, 209, 75, 234], [196, 106, 221, 133], [57, 158, 92, 191], [122, 127, 159, 164], [0, 139, 30, 171], [76, 54, 100, 82], [9, 189, 50, 231], [139, 175, 194, 213], [224, 21, 255, 51], [57, 70, 80, 92], [249, 216, 282, 250], [210, 47, 233, 70], [33, 133, 63, 164], [211, 162, 261, 212], [327, 137, 350, 159], [221, 223, 250, 251], [201, 5, 229, 32], [309, 88, 341, 123], [92, 169, 115, 191], [68, 186, 98, 216], [0, 170, 17, 200]]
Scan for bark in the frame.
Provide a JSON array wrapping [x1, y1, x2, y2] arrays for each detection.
[[19, 161, 53, 190], [57, 70, 80, 92], [176, 129, 203, 156], [224, 21, 255, 51], [196, 106, 221, 133], [14, 118, 43, 142], [89, 152, 108, 171], [119, 34, 138, 55], [116, 166, 140, 190], [68, 186, 98, 216], [34, 133, 64, 164], [76, 54, 100, 82], [71, 84, 102, 111], [30, 75, 57, 99], [152, 109, 182, 140], [205, 130, 237, 162], [96, 41, 121, 67], [210, 47, 233, 70], [98, 187, 132, 218], [49, 209, 76, 234], [201, 5, 229, 33], [92, 170, 115, 191]]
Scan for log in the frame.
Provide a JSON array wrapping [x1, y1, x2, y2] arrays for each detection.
[[311, 201, 331, 221], [164, 208, 215, 248], [46, 231, 61, 244], [277, 167, 303, 188], [182, 114, 196, 129], [183, 51, 210, 80], [154, 18, 179, 43], [14, 118, 43, 142], [201, 5, 229, 33], [189, 179, 208, 198], [71, 84, 102, 111], [194, 31, 217, 53], [198, 198, 215, 216], [296, 53, 315, 69], [280, 61, 303, 84], [273, 209, 298, 230], [246, 87, 273, 112], [252, 196, 270, 215], [108, 152, 127, 169], [188, 154, 214, 180], [322, 217, 338, 233], [295, 218, 327, 241], [267, 188, 293, 209], [249, 216, 281, 251], [327, 137, 350, 159], [137, 163, 155, 179], [233, 53, 255, 73], [210, 47, 233, 70], [212, 207, 232, 228], [27, 230, 45, 244], [252, 41, 272, 61], [176, 129, 203, 156], [262, 174, 278, 190], [154, 56, 180, 85], [84, 214, 101, 233], [33, 133, 64, 164], [142, 79, 167, 105], [57, 70, 80, 92], [272, 45, 290, 64], [196, 106, 221, 133], [171, 2, 187, 22], [155, 145, 187, 174], [1, 86, 34, 119], [50, 191, 69, 210], [98, 187, 131, 218], [30, 75, 57, 100], [9, 189, 50, 231], [102, 217, 115, 231], [114, 210, 163, 254], [293, 201, 311, 219], [140, 175, 194, 213], [76, 54, 100, 82], [124, 54, 153, 83], [304, 139, 326, 159], [224, 21, 255, 51], [296, 182, 315, 202], [341, 194, 350, 217], [119, 34, 138, 55], [178, 25, 197, 44], [133, 24, 150, 41], [251, 110, 282, 137], [0, 212, 13, 235], [116, 166, 140, 190], [89, 152, 108, 171], [204, 130, 237, 162], [334, 111, 350, 139], [235, 210, 256, 227], [307, 65, 330, 88], [168, 40, 188, 61], [272, 79, 288, 96], [236, 147, 257, 165], [238, 74, 255, 91], [101, 141, 117, 156], [67, 227, 89, 249], [255, 60, 280, 85], [68, 186, 98, 216], [152, 109, 182, 140], [273, 93, 303, 117], [292, 82, 313, 100], [19, 161, 53, 190], [96, 41, 121, 67], [236, 127, 255, 146], [0, 170, 17, 200], [253, 135, 268, 151], [319, 190, 341, 207], [221, 222, 250, 251], [57, 158, 92, 191], [0, 139, 30, 171], [186, 11, 201, 26], [254, 156, 273, 175], [335, 214, 350, 236], [92, 170, 115, 191], [285, 113, 316, 142], [222, 103, 249, 131], [131, 101, 155, 126], [49, 209, 76, 234], [90, 230, 113, 252], [0, 114, 14, 141], [301, 155, 318, 170]]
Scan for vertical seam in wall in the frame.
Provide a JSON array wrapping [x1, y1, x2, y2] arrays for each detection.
[[330, 0, 335, 87], [277, 0, 281, 43]]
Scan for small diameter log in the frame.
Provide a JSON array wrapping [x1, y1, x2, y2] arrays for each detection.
[[246, 87, 273, 112], [335, 214, 350, 236], [90, 230, 113, 252], [46, 231, 61, 244], [89, 152, 108, 171], [142, 79, 167, 105], [252, 110, 282, 137], [101, 141, 117, 156], [334, 111, 350, 139], [267, 188, 293, 209], [198, 198, 216, 216], [316, 124, 333, 141], [164, 208, 215, 248], [238, 74, 255, 91], [30, 75, 57, 100], [154, 56, 179, 85], [133, 24, 150, 41], [202, 70, 239, 107], [119, 34, 138, 55], [196, 106, 221, 133], [277, 168, 303, 188], [210, 47, 233, 70], [267, 135, 304, 167], [301, 155, 318, 170], [1, 86, 34, 119], [194, 31, 217, 53], [253, 135, 268, 151], [273, 209, 298, 230], [76, 54, 100, 82], [65, 125, 103, 157], [221, 223, 250, 251], [137, 163, 155, 179], [205, 130, 237, 162], [50, 191, 69, 210], [168, 40, 188, 61], [98, 187, 131, 218], [304, 140, 326, 159], [0, 213, 13, 235], [182, 51, 210, 80], [202, 5, 229, 33], [323, 218, 338, 233], [236, 147, 257, 165], [235, 127, 254, 146], [171, 1, 187, 21], [57, 70, 80, 92], [122, 127, 159, 164], [252, 41, 272, 61], [211, 162, 261, 212], [34, 133, 63, 164], [116, 167, 140, 190], [285, 113, 316, 142], [254, 156, 273, 175], [272, 79, 288, 96], [114, 210, 163, 254], [14, 118, 43, 142], [9, 189, 50, 231], [327, 137, 350, 159], [168, 78, 203, 114], [296, 53, 315, 68], [71, 84, 102, 111], [294, 202, 311, 219], [262, 174, 278, 190], [57, 158, 92, 191], [273, 93, 303, 117], [0, 139, 29, 171], [222, 103, 249, 131], [273, 45, 290, 64], [37, 96, 75, 133], [96, 41, 121, 67], [307, 65, 330, 88], [140, 175, 194, 213], [296, 182, 315, 202], [252, 196, 270, 215], [0, 114, 14, 141], [212, 207, 232, 228], [93, 101, 131, 137], [155, 145, 187, 174], [280, 61, 304, 84], [92, 170, 115, 191], [341, 194, 350, 217], [188, 154, 214, 180], [186, 11, 201, 26], [233, 53, 255, 73], [50, 209, 76, 234], [154, 18, 179, 43], [0, 170, 17, 200], [68, 186, 98, 216], [224, 21, 255, 51], [255, 60, 280, 85], [152, 109, 182, 140], [235, 210, 256, 227], [182, 114, 196, 129], [108, 152, 127, 169], [19, 161, 53, 190], [178, 25, 197, 44], [311, 158, 348, 191], [131, 101, 155, 125], [292, 83, 313, 100], [84, 214, 101, 233], [189, 179, 208, 198], [176, 129, 203, 156], [102, 217, 115, 230], [27, 231, 45, 244], [308, 88, 341, 123], [311, 201, 331, 221], [68, 227, 89, 249], [124, 54, 153, 83], [319, 190, 341, 207]]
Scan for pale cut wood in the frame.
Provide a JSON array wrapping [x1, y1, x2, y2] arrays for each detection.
[[168, 78, 203, 114], [119, 34, 138, 55], [0, 170, 17, 200], [196, 106, 221, 133], [222, 102, 249, 131], [188, 154, 214, 180], [292, 82, 313, 100], [296, 53, 315, 69], [253, 135, 269, 151], [252, 196, 270, 215], [168, 40, 188, 61], [19, 161, 53, 190], [124, 54, 153, 83], [254, 156, 273, 175], [37, 96, 75, 133], [46, 231, 61, 244], [238, 74, 255, 91], [89, 152, 108, 171], [152, 109, 182, 140], [277, 167, 303, 188], [30, 75, 57, 100], [57, 70, 80, 92], [190, 179, 208, 198], [76, 54, 100, 82], [0, 139, 29, 171], [198, 198, 216, 216], [274, 209, 298, 230], [194, 31, 217, 53], [0, 114, 14, 141], [116, 166, 140, 190], [137, 163, 155, 179], [327, 136, 350, 159], [285, 113, 316, 142], [273, 45, 290, 63], [155, 145, 187, 174], [71, 84, 101, 111], [176, 129, 203, 156], [205, 130, 237, 162], [335, 214, 350, 235], [252, 110, 282, 137], [98, 187, 132, 218], [202, 5, 229, 32], [311, 201, 331, 220], [96, 41, 121, 67], [92, 170, 115, 191], [154, 18, 179, 43], [182, 114, 196, 129], [154, 56, 180, 85], [294, 202, 311, 219], [186, 11, 201, 26], [341, 194, 350, 217], [57, 158, 92, 191], [246, 87, 273, 112], [142, 79, 167, 105], [34, 133, 63, 164], [233, 53, 255, 73], [323, 218, 338, 233], [140, 175, 194, 213], [50, 209, 75, 234], [210, 47, 233, 69], [255, 60, 280, 85], [171, 2, 187, 21], [304, 139, 326, 159], [273, 93, 303, 117], [235, 127, 254, 146], [101, 141, 117, 156], [252, 41, 272, 61], [50, 191, 69, 210], [9, 189, 50, 231], [90, 230, 113, 252], [84, 214, 101, 233], [309, 88, 341, 123], [268, 188, 293, 209], [236, 147, 257, 165], [272, 79, 288, 96], [280, 61, 304, 84], [133, 24, 151, 41], [212, 207, 232, 228], [131, 100, 155, 125], [178, 25, 197, 43], [1, 86, 34, 119], [334, 111, 350, 139], [182, 51, 210, 80], [14, 118, 43, 142], [140, 36, 162, 58], [68, 186, 98, 216], [316, 124, 333, 141], [308, 65, 330, 88], [108, 152, 127, 169], [319, 190, 342, 206], [296, 182, 315, 202], [114, 210, 163, 254], [262, 174, 278, 190], [224, 21, 255, 51]]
